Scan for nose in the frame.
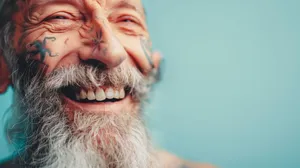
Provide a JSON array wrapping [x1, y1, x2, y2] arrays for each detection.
[[80, 17, 127, 68]]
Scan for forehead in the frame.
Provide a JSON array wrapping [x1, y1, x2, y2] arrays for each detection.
[[24, 0, 144, 13]]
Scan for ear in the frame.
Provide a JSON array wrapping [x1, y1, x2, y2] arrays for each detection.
[[0, 53, 11, 94], [151, 51, 164, 81], [152, 51, 162, 70]]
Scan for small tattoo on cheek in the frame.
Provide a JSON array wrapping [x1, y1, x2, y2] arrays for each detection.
[[64, 38, 69, 45], [140, 36, 154, 68], [26, 37, 58, 62]]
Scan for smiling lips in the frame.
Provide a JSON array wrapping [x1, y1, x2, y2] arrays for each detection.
[[62, 86, 131, 114], [77, 87, 126, 102]]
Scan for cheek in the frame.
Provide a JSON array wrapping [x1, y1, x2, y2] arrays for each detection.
[[119, 35, 151, 73], [20, 30, 83, 73]]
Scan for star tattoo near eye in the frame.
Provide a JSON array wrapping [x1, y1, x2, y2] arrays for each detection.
[[140, 36, 154, 68], [27, 37, 58, 62]]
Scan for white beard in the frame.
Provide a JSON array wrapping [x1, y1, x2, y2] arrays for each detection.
[[35, 111, 159, 168], [8, 63, 160, 168]]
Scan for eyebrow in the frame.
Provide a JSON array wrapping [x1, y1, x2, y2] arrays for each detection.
[[112, 0, 146, 17]]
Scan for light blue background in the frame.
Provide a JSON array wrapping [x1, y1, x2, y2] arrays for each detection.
[[1, 0, 300, 168]]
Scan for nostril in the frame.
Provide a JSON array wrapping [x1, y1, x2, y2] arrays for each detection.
[[82, 59, 107, 69]]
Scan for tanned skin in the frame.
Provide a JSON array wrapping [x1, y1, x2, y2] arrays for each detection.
[[0, 0, 215, 167], [27, 37, 58, 62]]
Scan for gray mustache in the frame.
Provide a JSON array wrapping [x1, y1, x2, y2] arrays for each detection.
[[44, 63, 144, 90]]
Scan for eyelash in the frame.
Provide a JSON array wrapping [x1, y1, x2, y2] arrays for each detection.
[[43, 15, 68, 22], [118, 16, 140, 25], [51, 15, 68, 20], [121, 19, 135, 23]]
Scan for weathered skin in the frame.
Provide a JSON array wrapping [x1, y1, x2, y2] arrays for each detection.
[[27, 37, 58, 62], [9, 0, 158, 115], [0, 0, 215, 167], [13, 0, 155, 73]]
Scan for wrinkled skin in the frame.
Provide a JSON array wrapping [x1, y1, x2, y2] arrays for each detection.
[[14, 0, 154, 70], [11, 0, 161, 115], [0, 0, 215, 167]]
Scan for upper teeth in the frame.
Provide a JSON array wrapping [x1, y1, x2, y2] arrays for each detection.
[[77, 87, 125, 101]]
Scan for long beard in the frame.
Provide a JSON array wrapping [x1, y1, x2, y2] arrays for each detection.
[[29, 110, 157, 168], [8, 60, 159, 168]]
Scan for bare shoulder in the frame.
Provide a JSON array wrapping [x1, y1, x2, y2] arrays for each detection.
[[157, 150, 217, 168], [183, 162, 217, 168]]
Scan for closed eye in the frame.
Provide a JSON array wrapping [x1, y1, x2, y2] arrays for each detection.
[[45, 15, 68, 21], [118, 15, 140, 25], [121, 18, 135, 23], [52, 16, 68, 19]]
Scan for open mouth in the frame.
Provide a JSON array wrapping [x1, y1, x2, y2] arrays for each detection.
[[61, 86, 130, 103]]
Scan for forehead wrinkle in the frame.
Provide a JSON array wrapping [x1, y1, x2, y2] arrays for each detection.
[[25, 0, 84, 13], [23, 0, 146, 18]]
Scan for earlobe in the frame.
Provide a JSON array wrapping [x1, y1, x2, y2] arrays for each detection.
[[151, 51, 162, 70], [0, 54, 11, 94], [151, 51, 164, 82]]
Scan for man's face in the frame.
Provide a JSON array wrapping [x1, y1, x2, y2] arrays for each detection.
[[3, 0, 160, 167], [12, 0, 156, 115]]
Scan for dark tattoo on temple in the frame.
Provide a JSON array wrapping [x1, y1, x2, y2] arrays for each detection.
[[140, 36, 154, 68], [27, 37, 58, 62]]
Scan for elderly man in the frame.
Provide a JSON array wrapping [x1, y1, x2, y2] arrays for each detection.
[[0, 0, 214, 168]]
